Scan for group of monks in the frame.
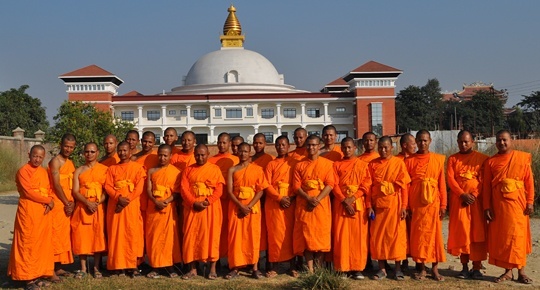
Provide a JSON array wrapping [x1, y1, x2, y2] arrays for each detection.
[[7, 125, 535, 289]]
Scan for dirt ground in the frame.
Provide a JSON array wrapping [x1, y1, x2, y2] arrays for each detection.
[[0, 190, 539, 289]]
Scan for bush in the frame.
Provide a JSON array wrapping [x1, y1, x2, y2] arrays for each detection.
[[294, 268, 350, 290], [0, 146, 18, 192]]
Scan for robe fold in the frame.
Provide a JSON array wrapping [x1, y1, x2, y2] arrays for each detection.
[[171, 151, 196, 172], [134, 151, 159, 231], [104, 161, 146, 270], [70, 163, 108, 255], [180, 162, 224, 263], [332, 157, 371, 271], [252, 153, 274, 252], [320, 146, 343, 162], [483, 150, 534, 269], [447, 151, 489, 261], [405, 153, 447, 263], [289, 147, 307, 161], [358, 151, 380, 163], [100, 153, 120, 167], [368, 156, 411, 261], [292, 157, 335, 254], [146, 164, 182, 267], [8, 163, 54, 281]]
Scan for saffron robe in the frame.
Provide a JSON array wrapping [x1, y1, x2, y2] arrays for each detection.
[[104, 161, 146, 270], [48, 159, 75, 264], [367, 156, 411, 261], [252, 153, 274, 252], [292, 157, 336, 254], [134, 151, 159, 225], [264, 156, 298, 263], [228, 164, 270, 268], [483, 150, 534, 269], [405, 153, 447, 263], [70, 163, 108, 255], [146, 164, 182, 267], [8, 163, 54, 281], [289, 147, 307, 161], [100, 153, 120, 167], [171, 150, 196, 172], [447, 151, 489, 261], [332, 157, 371, 271], [181, 162, 224, 263], [358, 151, 380, 163], [320, 146, 343, 162]]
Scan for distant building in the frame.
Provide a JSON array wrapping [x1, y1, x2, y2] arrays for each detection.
[[442, 82, 507, 103], [59, 5, 402, 144]]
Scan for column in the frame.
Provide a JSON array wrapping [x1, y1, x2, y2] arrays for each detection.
[[186, 105, 191, 127], [137, 105, 143, 132], [161, 105, 167, 126], [300, 103, 306, 127], [209, 126, 215, 144], [323, 102, 329, 125], [277, 126, 282, 136], [110, 105, 115, 117], [276, 103, 282, 125], [253, 125, 259, 134]]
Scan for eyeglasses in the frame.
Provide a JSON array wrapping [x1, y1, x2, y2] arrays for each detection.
[[84, 151, 97, 153]]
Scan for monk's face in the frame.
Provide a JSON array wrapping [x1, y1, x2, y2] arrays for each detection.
[[401, 136, 417, 155], [416, 133, 431, 153], [232, 138, 242, 155], [158, 148, 172, 166], [83, 144, 98, 163], [457, 133, 474, 154], [294, 130, 307, 148], [125, 133, 139, 150], [306, 138, 320, 158], [275, 138, 290, 157], [28, 148, 45, 167], [341, 140, 356, 159], [103, 136, 117, 154], [362, 134, 376, 152], [378, 141, 393, 159], [181, 133, 195, 152], [496, 132, 512, 154], [322, 129, 336, 146], [238, 144, 251, 162], [117, 144, 132, 162], [60, 140, 76, 158], [163, 129, 178, 146], [194, 147, 209, 166], [253, 137, 266, 153], [217, 136, 231, 153], [141, 135, 155, 153]]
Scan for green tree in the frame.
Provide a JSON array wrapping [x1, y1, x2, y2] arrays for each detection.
[[47, 101, 135, 165], [517, 91, 540, 134], [396, 79, 443, 132], [506, 107, 527, 138], [0, 85, 49, 136], [461, 90, 505, 137]]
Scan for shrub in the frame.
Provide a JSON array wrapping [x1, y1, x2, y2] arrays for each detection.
[[0, 146, 18, 192], [294, 268, 350, 290]]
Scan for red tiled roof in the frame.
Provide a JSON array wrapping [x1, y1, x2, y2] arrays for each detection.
[[326, 77, 347, 86], [350, 60, 401, 73], [60, 65, 115, 77], [122, 90, 144, 96]]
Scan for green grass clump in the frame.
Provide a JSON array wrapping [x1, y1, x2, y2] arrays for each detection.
[[0, 146, 18, 192], [294, 268, 350, 290]]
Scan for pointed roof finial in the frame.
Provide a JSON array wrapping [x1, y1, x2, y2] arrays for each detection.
[[220, 5, 245, 48]]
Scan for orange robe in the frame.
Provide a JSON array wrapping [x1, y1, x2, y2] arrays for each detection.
[[447, 151, 489, 261], [70, 163, 108, 255], [145, 164, 182, 267], [483, 150, 534, 269], [320, 146, 343, 162], [181, 162, 224, 263], [134, 151, 159, 226], [367, 156, 411, 261], [228, 163, 270, 268], [48, 159, 75, 264], [289, 147, 307, 161], [104, 161, 146, 270], [292, 157, 336, 254], [264, 156, 298, 263], [100, 153, 120, 167], [405, 153, 447, 263], [359, 151, 380, 163], [8, 163, 54, 281], [332, 157, 371, 271], [208, 152, 239, 258], [171, 150, 196, 172], [252, 153, 274, 252]]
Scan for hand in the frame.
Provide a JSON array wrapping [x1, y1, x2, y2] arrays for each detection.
[[484, 209, 493, 221], [279, 196, 291, 209], [115, 196, 130, 213], [459, 193, 475, 206], [86, 201, 98, 213], [155, 199, 168, 211], [439, 208, 446, 220], [400, 209, 408, 220], [193, 201, 208, 212], [308, 197, 320, 208], [44, 199, 54, 214], [237, 204, 251, 218], [524, 203, 534, 216], [64, 201, 75, 216], [343, 196, 355, 206], [367, 208, 374, 219]]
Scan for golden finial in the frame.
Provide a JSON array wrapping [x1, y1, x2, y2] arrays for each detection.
[[220, 5, 245, 48]]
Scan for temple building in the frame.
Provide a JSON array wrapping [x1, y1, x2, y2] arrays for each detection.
[[59, 5, 402, 144]]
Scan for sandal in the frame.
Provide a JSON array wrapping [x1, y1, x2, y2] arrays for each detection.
[[55, 269, 72, 277], [35, 279, 52, 287], [373, 270, 386, 280], [266, 270, 278, 278], [288, 269, 300, 278], [395, 270, 405, 281], [225, 269, 239, 280], [93, 270, 103, 279], [146, 271, 160, 279], [25, 282, 40, 290], [181, 271, 197, 280], [168, 272, 179, 278], [494, 272, 513, 283], [431, 274, 445, 282], [75, 270, 87, 279], [470, 269, 483, 280], [413, 271, 427, 280], [518, 274, 533, 284], [456, 269, 470, 279], [351, 271, 364, 280], [252, 270, 263, 279], [208, 272, 218, 280], [130, 270, 142, 278]]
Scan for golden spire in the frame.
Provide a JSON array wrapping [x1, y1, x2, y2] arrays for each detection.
[[220, 5, 245, 48]]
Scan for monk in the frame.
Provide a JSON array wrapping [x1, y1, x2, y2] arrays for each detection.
[[171, 130, 196, 171], [225, 142, 272, 279], [359, 132, 380, 162], [231, 135, 244, 157], [180, 144, 224, 280], [332, 137, 371, 279], [484, 130, 534, 284], [290, 127, 308, 161], [163, 127, 181, 154], [125, 130, 140, 155], [366, 136, 411, 281], [145, 144, 182, 278], [264, 136, 298, 278], [104, 141, 146, 277], [99, 134, 120, 166], [71, 143, 108, 279], [132, 131, 159, 169], [292, 135, 336, 272], [396, 133, 416, 160], [48, 133, 76, 278], [319, 125, 343, 161], [8, 145, 55, 289], [404, 130, 447, 281], [208, 132, 239, 260]]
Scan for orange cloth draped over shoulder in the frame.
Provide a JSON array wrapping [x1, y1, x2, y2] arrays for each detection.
[[104, 161, 146, 270], [228, 163, 270, 268], [367, 156, 411, 261], [292, 157, 336, 254], [8, 163, 54, 281], [208, 152, 239, 258], [252, 153, 274, 252], [483, 150, 534, 269], [146, 164, 182, 267], [359, 151, 380, 163], [134, 151, 159, 224], [289, 147, 307, 161], [447, 151, 489, 261], [320, 146, 343, 162], [171, 151, 196, 172], [405, 153, 447, 263], [264, 156, 298, 263], [332, 157, 371, 271], [70, 163, 108, 255], [100, 153, 120, 167], [181, 162, 224, 264], [48, 159, 75, 264]]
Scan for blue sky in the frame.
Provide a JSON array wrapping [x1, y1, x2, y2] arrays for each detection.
[[1, 1, 539, 122]]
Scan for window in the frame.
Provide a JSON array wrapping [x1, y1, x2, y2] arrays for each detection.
[[226, 108, 242, 118], [195, 134, 208, 145], [336, 131, 348, 142], [371, 103, 383, 136], [229, 133, 240, 138], [246, 107, 253, 117], [262, 132, 274, 143], [283, 108, 296, 118], [121, 111, 134, 121], [147, 110, 160, 121], [168, 110, 176, 116], [193, 110, 208, 120], [155, 134, 161, 145], [336, 107, 346, 113], [261, 108, 274, 119], [180, 110, 187, 116], [308, 131, 319, 136], [307, 108, 320, 118], [215, 108, 222, 117]]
